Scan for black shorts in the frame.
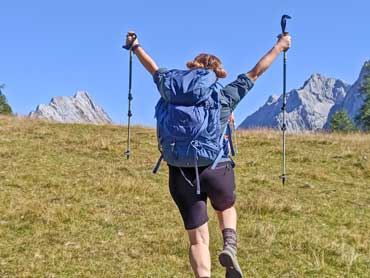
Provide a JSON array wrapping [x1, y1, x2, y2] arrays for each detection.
[[168, 161, 236, 230]]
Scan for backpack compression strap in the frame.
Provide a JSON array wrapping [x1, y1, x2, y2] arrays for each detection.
[[227, 123, 236, 156], [211, 122, 235, 170]]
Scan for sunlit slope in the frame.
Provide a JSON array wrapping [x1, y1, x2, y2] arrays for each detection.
[[1, 116, 369, 277]]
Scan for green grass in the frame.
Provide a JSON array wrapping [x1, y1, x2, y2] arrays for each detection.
[[1, 115, 370, 277]]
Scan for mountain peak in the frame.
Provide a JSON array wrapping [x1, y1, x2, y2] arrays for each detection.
[[337, 60, 370, 121], [267, 95, 279, 105], [358, 60, 370, 80], [301, 73, 325, 90], [75, 91, 91, 99], [29, 91, 112, 124], [310, 72, 323, 79], [239, 72, 350, 132], [301, 73, 342, 92]]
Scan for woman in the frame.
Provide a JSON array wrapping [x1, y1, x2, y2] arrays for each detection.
[[125, 32, 291, 278]]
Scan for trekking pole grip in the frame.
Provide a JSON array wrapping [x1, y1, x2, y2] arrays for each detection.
[[281, 15, 291, 34]]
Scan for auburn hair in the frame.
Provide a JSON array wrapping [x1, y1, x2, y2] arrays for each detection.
[[186, 53, 227, 79]]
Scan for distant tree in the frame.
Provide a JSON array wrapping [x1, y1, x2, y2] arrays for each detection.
[[355, 64, 370, 131], [330, 110, 357, 132], [0, 84, 13, 115]]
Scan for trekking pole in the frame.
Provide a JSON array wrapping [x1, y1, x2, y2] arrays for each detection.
[[280, 15, 291, 185], [122, 32, 137, 159]]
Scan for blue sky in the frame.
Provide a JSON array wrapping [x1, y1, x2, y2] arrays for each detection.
[[1, 0, 369, 126]]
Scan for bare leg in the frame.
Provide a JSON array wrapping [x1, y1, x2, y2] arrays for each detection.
[[187, 222, 211, 278], [215, 206, 237, 231]]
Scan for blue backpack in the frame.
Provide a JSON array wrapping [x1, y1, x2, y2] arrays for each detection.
[[152, 69, 235, 194]]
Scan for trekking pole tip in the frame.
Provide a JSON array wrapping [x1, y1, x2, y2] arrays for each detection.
[[280, 174, 287, 185], [124, 150, 132, 159]]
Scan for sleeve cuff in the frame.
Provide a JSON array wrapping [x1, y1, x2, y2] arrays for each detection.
[[153, 68, 168, 84], [237, 74, 255, 89]]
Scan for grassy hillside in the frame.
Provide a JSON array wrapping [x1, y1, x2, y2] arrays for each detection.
[[0, 115, 370, 277]]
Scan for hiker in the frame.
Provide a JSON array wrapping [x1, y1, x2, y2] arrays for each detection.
[[125, 31, 291, 278]]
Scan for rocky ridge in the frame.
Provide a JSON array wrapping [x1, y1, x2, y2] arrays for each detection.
[[29, 91, 112, 124], [239, 61, 370, 132]]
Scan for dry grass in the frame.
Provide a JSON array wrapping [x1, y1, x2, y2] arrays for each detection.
[[1, 115, 370, 277]]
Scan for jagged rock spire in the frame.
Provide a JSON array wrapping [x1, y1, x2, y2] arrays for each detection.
[[239, 74, 350, 132], [29, 91, 112, 124]]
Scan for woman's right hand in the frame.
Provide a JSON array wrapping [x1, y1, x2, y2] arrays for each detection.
[[126, 31, 139, 49]]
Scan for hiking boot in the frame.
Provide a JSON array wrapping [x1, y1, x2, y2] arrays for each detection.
[[218, 245, 243, 278]]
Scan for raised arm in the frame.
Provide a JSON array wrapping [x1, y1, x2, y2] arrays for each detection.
[[125, 32, 159, 75], [246, 34, 291, 81]]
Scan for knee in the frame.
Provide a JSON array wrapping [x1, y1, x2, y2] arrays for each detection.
[[188, 223, 209, 246], [190, 232, 209, 247], [213, 197, 235, 212]]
